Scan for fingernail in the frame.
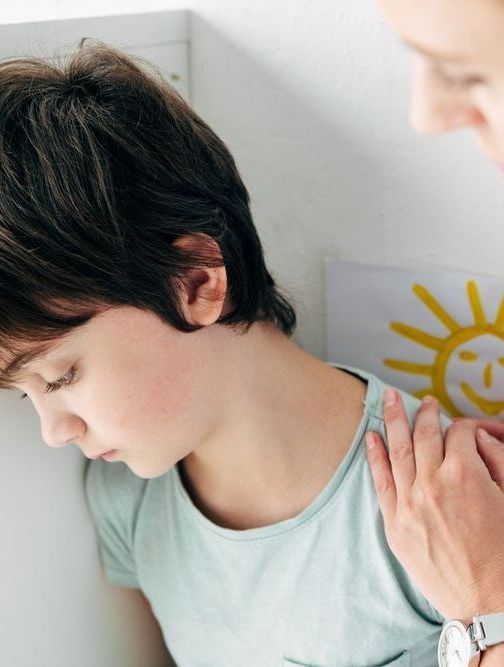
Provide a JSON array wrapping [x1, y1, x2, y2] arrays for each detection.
[[366, 432, 377, 450], [422, 395, 437, 406], [477, 428, 495, 444], [384, 388, 397, 407]]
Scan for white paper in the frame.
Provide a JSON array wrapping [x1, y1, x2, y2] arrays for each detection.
[[325, 259, 504, 418]]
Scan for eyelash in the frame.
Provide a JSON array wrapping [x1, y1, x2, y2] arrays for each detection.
[[19, 366, 78, 400], [431, 66, 484, 90]]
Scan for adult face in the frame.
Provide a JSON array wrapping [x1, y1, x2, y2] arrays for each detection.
[[378, 0, 504, 169]]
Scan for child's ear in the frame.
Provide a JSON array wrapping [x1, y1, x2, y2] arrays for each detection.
[[171, 234, 228, 326]]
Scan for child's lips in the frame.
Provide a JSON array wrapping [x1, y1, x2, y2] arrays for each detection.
[[88, 449, 117, 459]]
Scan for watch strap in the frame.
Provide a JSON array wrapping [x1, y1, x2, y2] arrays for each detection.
[[473, 613, 504, 650]]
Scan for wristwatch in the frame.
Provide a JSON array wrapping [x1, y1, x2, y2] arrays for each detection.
[[438, 612, 504, 666]]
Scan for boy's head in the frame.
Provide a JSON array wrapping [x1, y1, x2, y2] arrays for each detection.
[[0, 38, 295, 477]]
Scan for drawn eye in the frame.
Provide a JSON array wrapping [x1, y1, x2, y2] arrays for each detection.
[[459, 351, 478, 362]]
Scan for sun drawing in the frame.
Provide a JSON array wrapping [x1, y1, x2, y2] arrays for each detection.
[[383, 280, 504, 417]]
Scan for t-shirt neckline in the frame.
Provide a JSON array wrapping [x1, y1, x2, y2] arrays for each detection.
[[172, 363, 380, 541]]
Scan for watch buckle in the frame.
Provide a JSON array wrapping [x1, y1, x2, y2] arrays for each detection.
[[471, 614, 487, 652]]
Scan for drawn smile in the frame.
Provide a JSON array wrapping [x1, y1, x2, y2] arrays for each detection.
[[461, 383, 504, 416]]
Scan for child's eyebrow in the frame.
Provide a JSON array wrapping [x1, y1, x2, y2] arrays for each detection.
[[1, 341, 64, 385]]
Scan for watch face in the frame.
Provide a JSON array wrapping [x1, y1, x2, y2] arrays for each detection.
[[438, 620, 472, 666]]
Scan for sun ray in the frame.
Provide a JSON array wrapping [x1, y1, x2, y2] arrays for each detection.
[[389, 322, 445, 351], [495, 297, 504, 332], [412, 284, 461, 333], [383, 359, 434, 376], [467, 280, 487, 327]]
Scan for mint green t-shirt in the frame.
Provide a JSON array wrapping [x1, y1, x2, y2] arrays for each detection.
[[84, 365, 447, 666]]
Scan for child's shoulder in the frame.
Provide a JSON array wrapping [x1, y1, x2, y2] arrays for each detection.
[[328, 362, 453, 440]]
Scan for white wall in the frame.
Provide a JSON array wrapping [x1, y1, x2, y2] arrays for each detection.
[[0, 9, 188, 667], [1, 2, 503, 666], [2, 0, 503, 356]]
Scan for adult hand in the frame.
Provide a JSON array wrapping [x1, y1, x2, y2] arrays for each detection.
[[454, 417, 504, 443], [365, 390, 504, 623]]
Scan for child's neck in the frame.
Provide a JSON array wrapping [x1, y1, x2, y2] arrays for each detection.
[[178, 322, 367, 530]]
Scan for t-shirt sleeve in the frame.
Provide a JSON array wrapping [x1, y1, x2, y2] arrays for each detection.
[[84, 458, 146, 589]]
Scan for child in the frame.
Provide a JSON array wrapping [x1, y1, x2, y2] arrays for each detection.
[[0, 38, 447, 666]]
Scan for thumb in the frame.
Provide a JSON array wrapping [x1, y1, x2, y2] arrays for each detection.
[[476, 428, 504, 489]]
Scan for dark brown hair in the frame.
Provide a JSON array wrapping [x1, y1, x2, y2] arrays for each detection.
[[0, 38, 296, 388]]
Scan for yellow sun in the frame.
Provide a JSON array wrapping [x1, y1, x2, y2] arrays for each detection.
[[383, 281, 504, 417]]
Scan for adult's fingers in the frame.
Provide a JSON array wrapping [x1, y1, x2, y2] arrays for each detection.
[[365, 431, 397, 524], [444, 419, 485, 470], [383, 388, 416, 498], [471, 419, 504, 443], [411, 395, 444, 476], [476, 428, 504, 489]]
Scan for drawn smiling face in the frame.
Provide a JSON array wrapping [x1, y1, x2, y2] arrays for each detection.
[[384, 281, 504, 417], [441, 331, 504, 417]]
